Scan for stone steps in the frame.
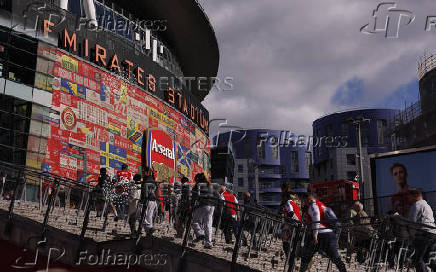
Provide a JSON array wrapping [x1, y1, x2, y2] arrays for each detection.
[[0, 199, 410, 271]]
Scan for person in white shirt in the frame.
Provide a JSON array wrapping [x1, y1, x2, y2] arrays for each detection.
[[299, 194, 347, 272], [407, 189, 436, 272]]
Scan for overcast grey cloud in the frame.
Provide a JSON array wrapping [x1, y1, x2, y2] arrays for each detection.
[[200, 0, 436, 137]]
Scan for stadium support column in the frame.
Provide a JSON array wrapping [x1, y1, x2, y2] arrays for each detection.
[[83, 0, 98, 27]]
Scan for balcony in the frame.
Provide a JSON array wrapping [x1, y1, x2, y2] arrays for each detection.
[[258, 167, 284, 178]]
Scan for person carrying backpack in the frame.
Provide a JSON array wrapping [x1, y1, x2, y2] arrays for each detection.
[[300, 193, 347, 272]]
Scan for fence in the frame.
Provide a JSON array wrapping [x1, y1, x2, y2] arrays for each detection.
[[0, 160, 435, 272]]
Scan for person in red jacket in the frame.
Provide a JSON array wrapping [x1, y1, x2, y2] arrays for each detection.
[[281, 191, 301, 271], [219, 186, 240, 244], [299, 193, 346, 272]]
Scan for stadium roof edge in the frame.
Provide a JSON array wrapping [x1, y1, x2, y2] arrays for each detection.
[[116, 0, 220, 101]]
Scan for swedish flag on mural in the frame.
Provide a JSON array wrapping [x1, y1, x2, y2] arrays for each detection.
[[100, 142, 127, 170]]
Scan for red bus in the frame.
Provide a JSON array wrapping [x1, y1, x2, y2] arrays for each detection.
[[308, 180, 360, 217]]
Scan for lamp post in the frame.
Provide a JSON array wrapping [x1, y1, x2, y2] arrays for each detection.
[[347, 116, 370, 199], [248, 159, 260, 202]]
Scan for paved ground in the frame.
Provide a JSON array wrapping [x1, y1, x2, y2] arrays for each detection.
[[0, 200, 412, 271]]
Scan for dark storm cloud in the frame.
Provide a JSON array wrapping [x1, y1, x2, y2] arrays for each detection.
[[199, 0, 436, 136]]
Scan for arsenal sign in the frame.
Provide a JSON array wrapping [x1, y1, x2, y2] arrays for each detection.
[[144, 129, 176, 183]]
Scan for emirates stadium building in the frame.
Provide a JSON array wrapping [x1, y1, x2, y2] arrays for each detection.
[[0, 0, 218, 183]]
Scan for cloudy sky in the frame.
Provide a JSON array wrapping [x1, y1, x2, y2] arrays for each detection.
[[200, 0, 436, 137]]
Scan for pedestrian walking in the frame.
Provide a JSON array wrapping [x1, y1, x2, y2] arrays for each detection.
[[299, 193, 347, 272], [191, 173, 215, 249], [140, 166, 158, 235]]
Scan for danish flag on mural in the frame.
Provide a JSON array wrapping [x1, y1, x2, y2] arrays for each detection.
[[145, 129, 177, 183]]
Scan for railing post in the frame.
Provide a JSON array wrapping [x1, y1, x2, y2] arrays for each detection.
[[41, 178, 59, 239], [5, 172, 24, 235], [181, 198, 196, 255], [79, 190, 94, 241], [231, 205, 247, 272]]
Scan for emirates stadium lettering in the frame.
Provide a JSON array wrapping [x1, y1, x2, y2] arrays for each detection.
[[41, 20, 209, 134], [151, 139, 175, 160]]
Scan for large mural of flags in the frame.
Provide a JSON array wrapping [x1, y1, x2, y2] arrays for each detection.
[[29, 42, 210, 182]]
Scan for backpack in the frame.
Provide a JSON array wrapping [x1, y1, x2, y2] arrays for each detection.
[[323, 206, 341, 230]]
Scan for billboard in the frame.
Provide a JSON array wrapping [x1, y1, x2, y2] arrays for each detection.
[[371, 146, 436, 215], [27, 42, 210, 182], [144, 129, 177, 183]]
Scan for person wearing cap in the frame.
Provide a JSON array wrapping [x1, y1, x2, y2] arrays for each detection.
[[299, 193, 347, 272], [219, 185, 239, 244], [191, 173, 215, 249]]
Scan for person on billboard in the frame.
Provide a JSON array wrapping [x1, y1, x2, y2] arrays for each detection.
[[407, 189, 436, 272], [140, 166, 158, 236], [390, 163, 413, 217], [218, 185, 239, 244], [299, 193, 347, 272], [113, 164, 133, 221], [191, 173, 215, 249], [128, 173, 142, 238]]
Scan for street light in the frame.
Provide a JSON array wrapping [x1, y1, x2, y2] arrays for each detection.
[[248, 159, 260, 202], [346, 116, 370, 199]]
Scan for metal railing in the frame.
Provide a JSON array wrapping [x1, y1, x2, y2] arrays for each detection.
[[1, 160, 436, 272]]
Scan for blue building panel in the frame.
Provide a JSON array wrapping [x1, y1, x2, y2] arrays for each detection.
[[312, 109, 399, 164], [214, 129, 311, 206]]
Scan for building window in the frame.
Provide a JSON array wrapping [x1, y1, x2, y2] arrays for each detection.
[[346, 154, 356, 165], [257, 136, 266, 159], [377, 119, 387, 145], [243, 137, 251, 157], [347, 171, 357, 180], [237, 164, 243, 173], [305, 152, 311, 173], [291, 151, 299, 173], [341, 122, 348, 135], [238, 177, 244, 187], [326, 124, 333, 137]]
